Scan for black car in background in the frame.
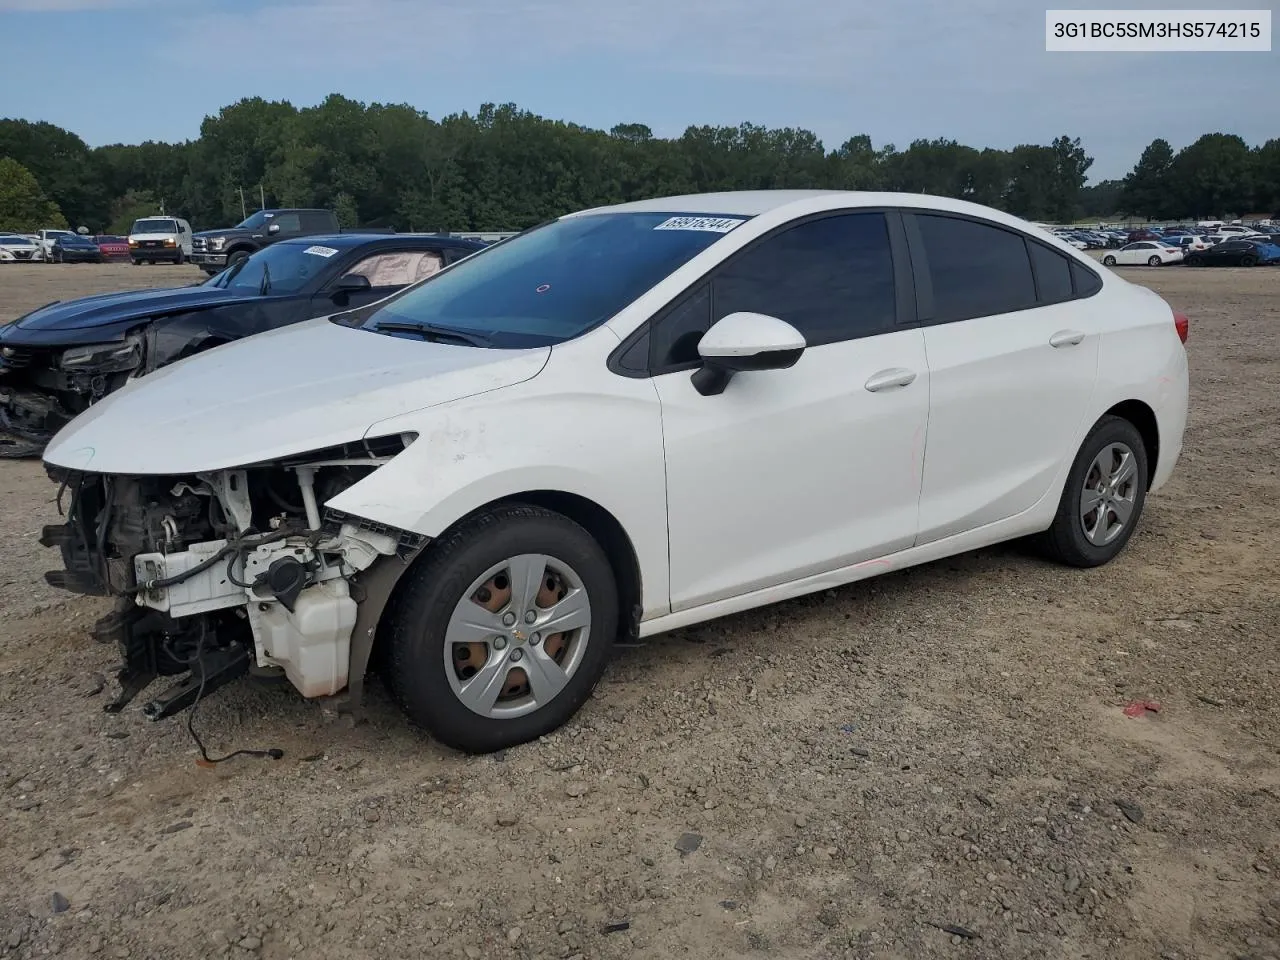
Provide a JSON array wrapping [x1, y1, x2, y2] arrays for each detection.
[[0, 232, 485, 456], [1185, 238, 1280, 267], [49, 233, 105, 264]]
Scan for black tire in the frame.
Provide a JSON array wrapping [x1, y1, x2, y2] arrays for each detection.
[[175, 250, 185, 265], [385, 503, 618, 754], [1240, 254, 1257, 267], [1035, 415, 1149, 568], [1102, 255, 1117, 266], [1147, 255, 1161, 266], [227, 250, 251, 270], [1186, 255, 1204, 267]]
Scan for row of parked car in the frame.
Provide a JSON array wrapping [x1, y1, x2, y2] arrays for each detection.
[[1096, 223, 1280, 268], [0, 230, 131, 264]]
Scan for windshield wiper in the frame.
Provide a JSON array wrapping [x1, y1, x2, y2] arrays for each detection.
[[371, 321, 491, 347]]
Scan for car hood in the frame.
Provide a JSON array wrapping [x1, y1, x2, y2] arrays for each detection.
[[3, 285, 261, 338], [43, 317, 551, 475]]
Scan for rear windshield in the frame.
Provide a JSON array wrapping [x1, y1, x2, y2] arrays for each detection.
[[131, 219, 178, 234], [352, 212, 750, 348]]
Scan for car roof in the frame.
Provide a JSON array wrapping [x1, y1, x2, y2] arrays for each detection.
[[275, 233, 485, 251], [567, 190, 1069, 227]]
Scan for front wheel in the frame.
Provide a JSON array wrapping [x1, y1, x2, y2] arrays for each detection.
[[1034, 415, 1148, 568], [385, 503, 619, 754], [1147, 255, 1162, 266], [1102, 255, 1117, 266], [227, 250, 251, 270], [1186, 255, 1204, 266]]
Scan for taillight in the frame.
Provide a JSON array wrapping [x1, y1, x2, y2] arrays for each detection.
[[1173, 311, 1189, 344]]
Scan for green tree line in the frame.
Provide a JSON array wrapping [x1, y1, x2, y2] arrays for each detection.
[[0, 94, 1276, 234]]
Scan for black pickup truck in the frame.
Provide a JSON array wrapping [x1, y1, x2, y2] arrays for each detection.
[[191, 209, 362, 275]]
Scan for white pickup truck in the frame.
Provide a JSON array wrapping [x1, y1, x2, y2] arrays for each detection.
[[34, 228, 78, 260]]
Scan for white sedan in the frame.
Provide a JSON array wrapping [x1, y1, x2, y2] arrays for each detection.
[[1102, 241, 1184, 266], [0, 234, 44, 262], [40, 190, 1190, 753]]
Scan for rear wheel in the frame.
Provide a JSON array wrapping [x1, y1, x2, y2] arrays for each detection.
[[1240, 254, 1258, 267], [1102, 255, 1117, 266], [386, 503, 618, 754], [1035, 416, 1148, 568], [1147, 255, 1161, 266]]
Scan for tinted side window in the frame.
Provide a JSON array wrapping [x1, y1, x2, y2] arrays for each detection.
[[710, 213, 897, 348], [1070, 260, 1102, 297], [916, 214, 1036, 322], [273, 213, 302, 233], [1029, 243, 1073, 304]]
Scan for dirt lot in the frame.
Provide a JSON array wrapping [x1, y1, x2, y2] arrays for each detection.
[[1, 262, 1277, 960]]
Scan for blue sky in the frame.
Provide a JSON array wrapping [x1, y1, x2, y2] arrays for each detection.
[[0, 0, 1275, 181]]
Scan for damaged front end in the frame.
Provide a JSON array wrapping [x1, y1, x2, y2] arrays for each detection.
[[0, 334, 144, 458], [41, 434, 426, 719]]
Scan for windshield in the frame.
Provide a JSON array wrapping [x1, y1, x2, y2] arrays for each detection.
[[207, 241, 337, 294], [353, 212, 749, 347], [131, 219, 178, 234], [0, 236, 33, 245], [236, 210, 272, 229]]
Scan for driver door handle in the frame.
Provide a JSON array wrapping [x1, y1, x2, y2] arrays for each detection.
[[1049, 330, 1086, 348], [864, 368, 917, 392]]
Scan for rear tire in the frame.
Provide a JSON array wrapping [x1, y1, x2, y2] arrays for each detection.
[[1147, 255, 1161, 266], [1034, 415, 1148, 568], [385, 503, 618, 754], [1102, 255, 1117, 266], [1240, 254, 1258, 267]]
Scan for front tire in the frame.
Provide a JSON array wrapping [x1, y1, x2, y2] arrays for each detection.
[[385, 503, 619, 754], [1035, 415, 1148, 568], [1102, 255, 1117, 266]]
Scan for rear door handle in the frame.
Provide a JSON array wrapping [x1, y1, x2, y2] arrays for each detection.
[[864, 368, 917, 392], [1049, 330, 1086, 348]]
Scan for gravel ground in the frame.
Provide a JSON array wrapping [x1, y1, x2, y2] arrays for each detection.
[[1, 262, 1277, 960]]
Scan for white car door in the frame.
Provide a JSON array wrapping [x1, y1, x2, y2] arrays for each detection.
[[650, 211, 929, 611], [905, 211, 1101, 543]]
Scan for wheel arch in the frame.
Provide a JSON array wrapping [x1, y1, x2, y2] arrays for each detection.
[[387, 489, 644, 644], [1103, 399, 1159, 488]]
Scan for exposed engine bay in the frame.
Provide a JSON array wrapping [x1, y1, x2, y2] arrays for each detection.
[[41, 434, 425, 720]]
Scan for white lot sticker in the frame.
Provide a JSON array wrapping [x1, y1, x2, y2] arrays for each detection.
[[653, 216, 746, 233], [303, 245, 339, 257]]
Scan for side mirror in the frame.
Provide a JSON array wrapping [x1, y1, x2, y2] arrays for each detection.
[[267, 223, 281, 235], [691, 312, 806, 397], [333, 273, 372, 295]]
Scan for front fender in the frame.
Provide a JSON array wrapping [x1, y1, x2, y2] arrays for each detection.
[[324, 336, 672, 617]]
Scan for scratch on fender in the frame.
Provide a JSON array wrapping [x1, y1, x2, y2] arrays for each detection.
[[855, 558, 893, 571]]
